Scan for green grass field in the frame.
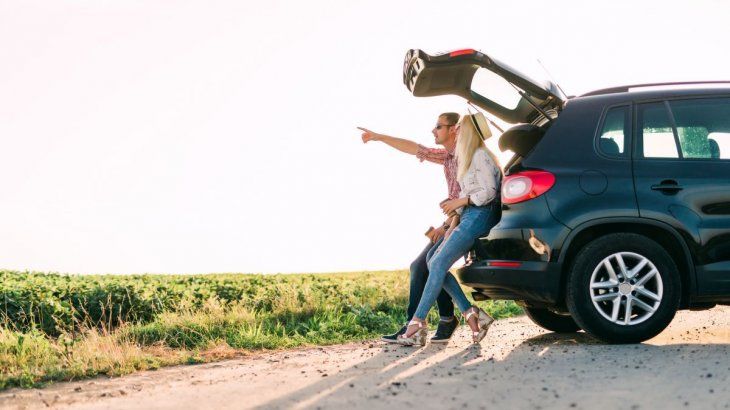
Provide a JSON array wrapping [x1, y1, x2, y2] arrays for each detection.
[[0, 270, 522, 389]]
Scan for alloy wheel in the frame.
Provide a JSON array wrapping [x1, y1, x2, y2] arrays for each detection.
[[589, 252, 663, 326]]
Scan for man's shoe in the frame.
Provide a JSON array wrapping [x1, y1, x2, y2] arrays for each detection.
[[430, 316, 459, 344], [381, 325, 407, 343]]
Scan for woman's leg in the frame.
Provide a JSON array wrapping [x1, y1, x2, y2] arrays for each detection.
[[404, 238, 454, 318], [412, 207, 492, 320], [440, 271, 470, 311]]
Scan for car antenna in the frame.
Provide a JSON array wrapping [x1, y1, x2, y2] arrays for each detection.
[[467, 101, 504, 133], [537, 58, 570, 99]]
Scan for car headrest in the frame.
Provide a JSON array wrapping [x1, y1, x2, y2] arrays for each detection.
[[709, 138, 720, 159], [599, 138, 620, 155], [498, 124, 544, 157]]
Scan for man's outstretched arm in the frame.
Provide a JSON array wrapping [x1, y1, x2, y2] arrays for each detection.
[[358, 127, 419, 156]]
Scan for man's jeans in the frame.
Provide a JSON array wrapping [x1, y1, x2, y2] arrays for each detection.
[[413, 203, 501, 320], [406, 240, 455, 321]]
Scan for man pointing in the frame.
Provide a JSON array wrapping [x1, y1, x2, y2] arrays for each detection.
[[358, 112, 461, 343]]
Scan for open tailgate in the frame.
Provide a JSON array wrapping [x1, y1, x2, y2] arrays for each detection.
[[403, 49, 565, 124]]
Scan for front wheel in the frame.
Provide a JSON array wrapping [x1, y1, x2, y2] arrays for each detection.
[[566, 233, 680, 344], [524, 307, 581, 333]]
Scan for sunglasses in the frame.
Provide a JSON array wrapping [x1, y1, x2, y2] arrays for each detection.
[[434, 123, 455, 130]]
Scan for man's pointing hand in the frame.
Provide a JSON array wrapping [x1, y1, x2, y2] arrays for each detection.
[[357, 127, 382, 143]]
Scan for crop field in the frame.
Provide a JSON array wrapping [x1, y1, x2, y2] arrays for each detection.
[[0, 270, 522, 389]]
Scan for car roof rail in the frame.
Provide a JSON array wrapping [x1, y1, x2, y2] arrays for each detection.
[[581, 81, 730, 97]]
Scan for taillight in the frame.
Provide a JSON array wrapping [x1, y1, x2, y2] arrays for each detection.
[[501, 170, 555, 205], [487, 261, 522, 268]]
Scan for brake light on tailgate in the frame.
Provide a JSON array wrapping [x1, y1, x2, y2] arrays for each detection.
[[501, 170, 556, 205], [449, 49, 476, 57]]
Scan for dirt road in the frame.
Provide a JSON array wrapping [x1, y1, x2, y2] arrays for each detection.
[[3, 307, 730, 410]]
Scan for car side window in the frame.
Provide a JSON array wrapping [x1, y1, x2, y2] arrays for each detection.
[[668, 98, 730, 160], [598, 106, 629, 157], [638, 102, 679, 158]]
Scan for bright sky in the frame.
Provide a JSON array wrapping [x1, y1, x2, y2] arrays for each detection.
[[1, 0, 729, 274]]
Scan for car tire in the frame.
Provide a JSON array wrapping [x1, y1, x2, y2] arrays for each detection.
[[523, 307, 581, 333], [566, 233, 680, 344]]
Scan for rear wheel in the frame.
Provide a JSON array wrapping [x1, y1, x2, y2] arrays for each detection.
[[566, 233, 680, 344], [523, 307, 581, 333]]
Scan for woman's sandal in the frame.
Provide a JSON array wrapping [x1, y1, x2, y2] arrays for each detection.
[[396, 319, 428, 346], [463, 306, 494, 343]]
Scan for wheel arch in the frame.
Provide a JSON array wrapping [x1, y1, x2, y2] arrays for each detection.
[[556, 218, 696, 309]]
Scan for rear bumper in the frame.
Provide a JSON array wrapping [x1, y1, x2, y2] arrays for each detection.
[[456, 260, 563, 305], [458, 196, 569, 306]]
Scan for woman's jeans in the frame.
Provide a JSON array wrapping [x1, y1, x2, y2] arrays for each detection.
[[406, 240, 454, 321], [413, 203, 501, 320]]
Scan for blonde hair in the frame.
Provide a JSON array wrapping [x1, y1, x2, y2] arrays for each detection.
[[456, 114, 502, 181]]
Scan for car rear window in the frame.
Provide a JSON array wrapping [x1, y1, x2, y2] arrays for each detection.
[[471, 68, 522, 110]]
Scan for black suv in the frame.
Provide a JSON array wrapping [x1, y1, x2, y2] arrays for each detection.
[[403, 48, 730, 343]]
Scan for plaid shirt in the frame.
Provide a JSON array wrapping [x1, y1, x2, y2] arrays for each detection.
[[416, 144, 460, 200]]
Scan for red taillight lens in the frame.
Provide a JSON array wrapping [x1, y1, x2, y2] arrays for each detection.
[[487, 261, 522, 268], [501, 170, 556, 205], [449, 49, 476, 57]]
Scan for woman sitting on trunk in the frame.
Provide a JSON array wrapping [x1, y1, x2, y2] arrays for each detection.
[[398, 112, 503, 346]]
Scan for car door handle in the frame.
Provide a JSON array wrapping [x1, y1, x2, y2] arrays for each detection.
[[651, 180, 683, 193]]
